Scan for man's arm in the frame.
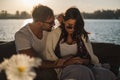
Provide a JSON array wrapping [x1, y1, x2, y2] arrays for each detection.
[[39, 60, 57, 69], [39, 56, 74, 69], [19, 48, 63, 69], [18, 48, 37, 57]]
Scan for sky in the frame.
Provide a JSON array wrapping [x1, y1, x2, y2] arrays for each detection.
[[0, 0, 120, 14]]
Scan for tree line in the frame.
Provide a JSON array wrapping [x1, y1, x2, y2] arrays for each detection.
[[82, 9, 120, 19], [0, 9, 120, 19], [0, 10, 31, 19]]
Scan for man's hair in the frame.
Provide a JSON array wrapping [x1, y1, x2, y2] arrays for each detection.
[[32, 4, 54, 22]]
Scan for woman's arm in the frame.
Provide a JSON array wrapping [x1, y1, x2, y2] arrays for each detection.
[[39, 55, 74, 69], [64, 57, 90, 66], [39, 59, 66, 69]]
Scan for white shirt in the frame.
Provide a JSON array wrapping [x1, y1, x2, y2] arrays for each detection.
[[15, 24, 48, 59], [45, 27, 99, 64], [60, 42, 77, 57]]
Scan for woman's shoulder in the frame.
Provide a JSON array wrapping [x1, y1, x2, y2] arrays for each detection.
[[47, 27, 61, 39], [50, 27, 61, 34], [53, 27, 61, 32]]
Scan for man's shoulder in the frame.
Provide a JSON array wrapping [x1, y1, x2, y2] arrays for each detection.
[[15, 24, 30, 37]]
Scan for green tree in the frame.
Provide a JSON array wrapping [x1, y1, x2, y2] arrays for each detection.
[[115, 9, 120, 19], [0, 10, 8, 18], [20, 11, 31, 19]]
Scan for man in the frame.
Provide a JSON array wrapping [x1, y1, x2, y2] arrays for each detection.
[[15, 4, 58, 80]]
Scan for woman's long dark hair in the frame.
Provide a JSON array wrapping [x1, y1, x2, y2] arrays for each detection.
[[60, 7, 88, 42]]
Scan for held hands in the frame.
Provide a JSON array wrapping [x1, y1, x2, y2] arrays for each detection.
[[55, 55, 73, 68], [56, 56, 90, 68], [64, 57, 90, 66]]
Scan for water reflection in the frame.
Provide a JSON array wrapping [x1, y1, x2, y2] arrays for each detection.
[[0, 19, 120, 45]]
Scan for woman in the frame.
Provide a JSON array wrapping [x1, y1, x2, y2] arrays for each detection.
[[45, 7, 116, 80]]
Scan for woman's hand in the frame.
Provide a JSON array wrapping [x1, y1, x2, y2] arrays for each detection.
[[55, 58, 66, 68], [64, 57, 90, 66], [55, 55, 73, 68]]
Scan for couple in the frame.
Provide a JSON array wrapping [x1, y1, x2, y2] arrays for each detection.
[[15, 4, 116, 80]]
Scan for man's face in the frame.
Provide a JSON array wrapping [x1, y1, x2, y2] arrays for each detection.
[[42, 16, 55, 32]]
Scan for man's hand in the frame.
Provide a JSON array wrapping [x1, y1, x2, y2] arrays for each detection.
[[64, 57, 90, 66]]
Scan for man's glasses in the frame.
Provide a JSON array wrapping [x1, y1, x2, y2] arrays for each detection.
[[43, 21, 55, 26]]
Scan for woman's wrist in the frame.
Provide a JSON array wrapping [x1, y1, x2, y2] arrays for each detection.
[[55, 59, 66, 68]]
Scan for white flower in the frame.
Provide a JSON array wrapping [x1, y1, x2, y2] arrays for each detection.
[[0, 59, 9, 71], [0, 54, 42, 80]]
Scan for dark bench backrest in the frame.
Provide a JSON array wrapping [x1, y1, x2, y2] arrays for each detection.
[[0, 41, 17, 63], [0, 41, 120, 75], [92, 42, 120, 75]]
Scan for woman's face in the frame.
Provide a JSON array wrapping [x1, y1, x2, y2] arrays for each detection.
[[64, 19, 76, 35]]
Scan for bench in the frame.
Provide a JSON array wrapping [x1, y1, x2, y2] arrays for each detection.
[[92, 42, 120, 76], [0, 41, 120, 76]]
